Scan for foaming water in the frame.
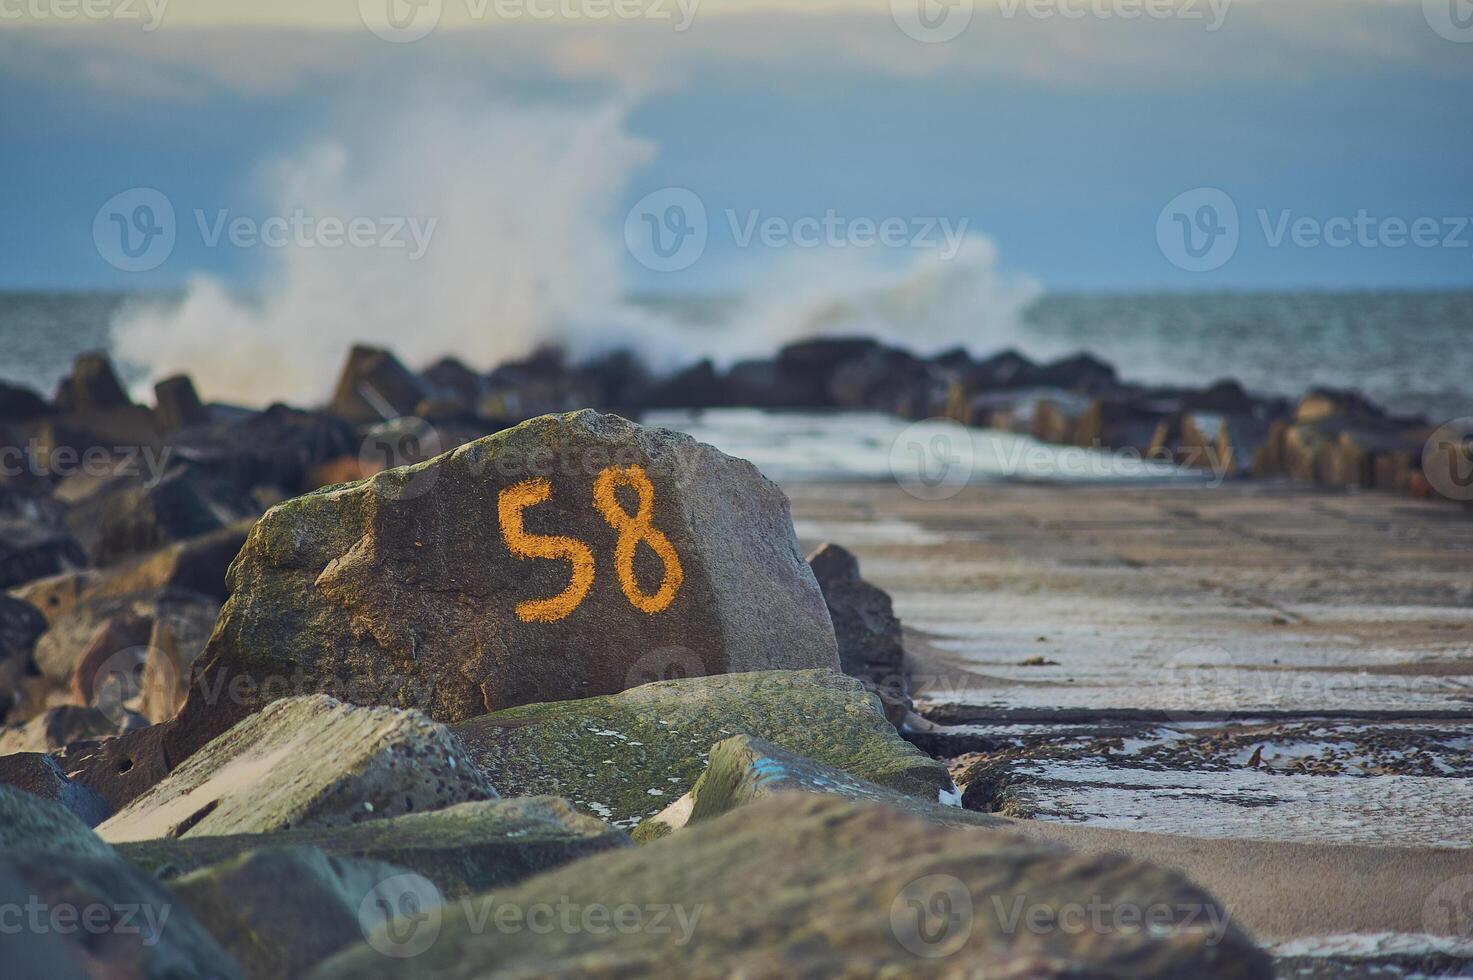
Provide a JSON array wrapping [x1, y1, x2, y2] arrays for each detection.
[[646, 409, 1205, 486], [102, 99, 1037, 407]]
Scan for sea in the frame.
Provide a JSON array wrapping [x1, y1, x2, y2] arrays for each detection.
[[2, 290, 1469, 485]]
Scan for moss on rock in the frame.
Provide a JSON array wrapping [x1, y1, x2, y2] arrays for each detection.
[[452, 669, 952, 829]]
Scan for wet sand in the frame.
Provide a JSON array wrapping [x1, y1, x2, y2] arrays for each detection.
[[787, 480, 1473, 966]]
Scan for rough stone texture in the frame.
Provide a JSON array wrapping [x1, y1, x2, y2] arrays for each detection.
[[0, 852, 241, 979], [808, 541, 912, 726], [170, 846, 413, 980], [0, 516, 87, 591], [97, 695, 495, 843], [153, 374, 210, 434], [0, 753, 111, 827], [32, 586, 217, 688], [64, 463, 259, 567], [327, 344, 428, 424], [312, 793, 1269, 980], [138, 600, 221, 724], [119, 797, 630, 899], [0, 704, 137, 754], [0, 784, 116, 857], [452, 669, 951, 830], [170, 403, 359, 497], [0, 593, 46, 705], [149, 410, 837, 770], [642, 735, 996, 840], [53, 352, 132, 413]]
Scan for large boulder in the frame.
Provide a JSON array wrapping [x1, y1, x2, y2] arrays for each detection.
[[0, 753, 111, 826], [121, 411, 836, 786], [169, 846, 420, 980], [0, 784, 115, 858], [119, 797, 629, 898], [96, 695, 495, 843], [451, 669, 952, 829], [0, 852, 240, 979], [312, 793, 1268, 979]]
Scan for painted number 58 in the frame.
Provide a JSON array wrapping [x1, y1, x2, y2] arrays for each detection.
[[497, 464, 684, 623]]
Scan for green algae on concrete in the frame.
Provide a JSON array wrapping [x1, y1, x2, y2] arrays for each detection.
[[638, 734, 1006, 839], [451, 669, 954, 829]]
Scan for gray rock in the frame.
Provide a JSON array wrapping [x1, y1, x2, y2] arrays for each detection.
[[153, 374, 210, 434], [327, 345, 426, 424], [53, 352, 133, 414], [807, 541, 912, 726], [452, 669, 952, 830], [170, 846, 420, 980], [0, 593, 46, 706], [638, 735, 995, 841], [0, 783, 115, 857], [310, 793, 1269, 980], [119, 797, 629, 899], [96, 695, 495, 843], [0, 851, 241, 979], [0, 704, 137, 755], [64, 463, 258, 568], [0, 753, 111, 827], [145, 410, 838, 775]]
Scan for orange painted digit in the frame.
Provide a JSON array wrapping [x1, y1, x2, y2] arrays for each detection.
[[498, 477, 596, 623], [592, 464, 684, 615]]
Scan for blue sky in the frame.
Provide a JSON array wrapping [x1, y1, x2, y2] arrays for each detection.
[[3, 1, 1473, 295]]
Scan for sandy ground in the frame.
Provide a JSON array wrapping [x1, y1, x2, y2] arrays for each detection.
[[786, 480, 1473, 963]]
